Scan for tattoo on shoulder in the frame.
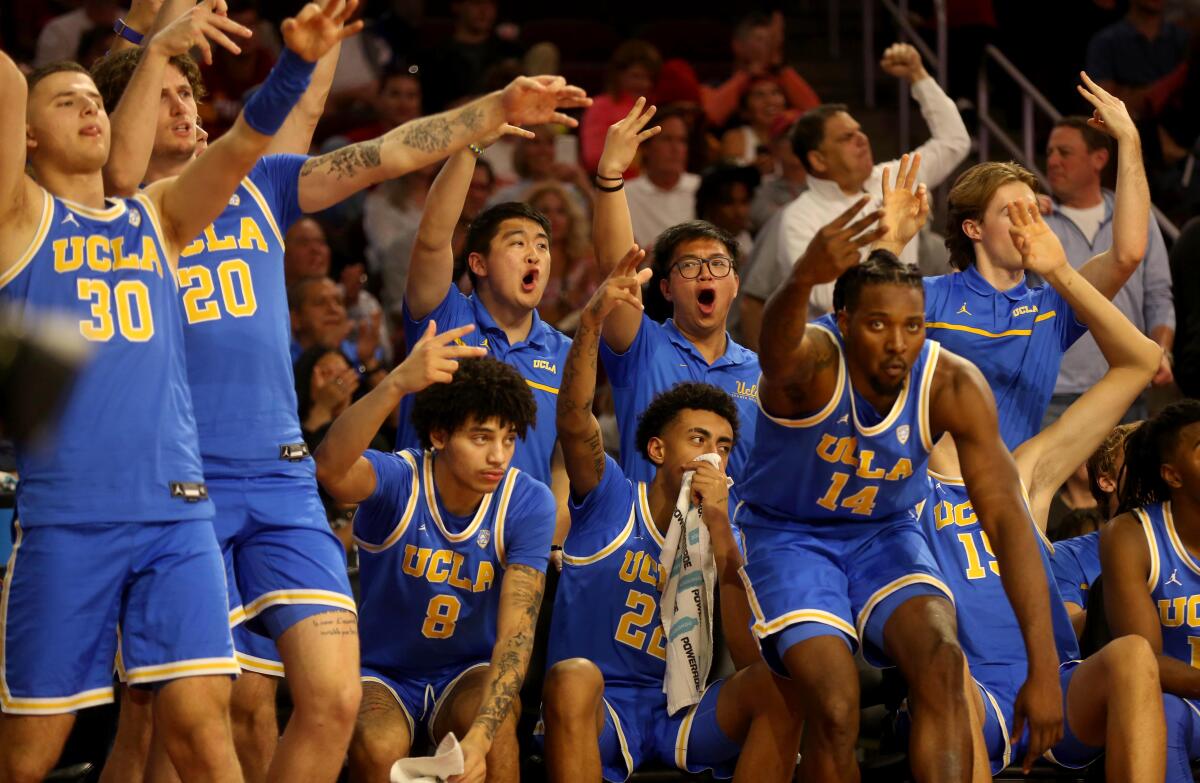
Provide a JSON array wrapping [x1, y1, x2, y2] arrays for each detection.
[[400, 116, 453, 153], [301, 139, 382, 180]]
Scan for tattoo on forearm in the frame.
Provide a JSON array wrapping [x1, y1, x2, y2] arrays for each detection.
[[301, 139, 382, 180], [585, 430, 604, 481], [400, 116, 454, 153], [473, 565, 544, 740], [457, 103, 484, 132]]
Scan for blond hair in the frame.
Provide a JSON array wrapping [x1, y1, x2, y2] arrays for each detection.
[[945, 161, 1039, 270]]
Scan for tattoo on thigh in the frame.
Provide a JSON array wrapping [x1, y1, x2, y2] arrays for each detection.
[[311, 612, 359, 637]]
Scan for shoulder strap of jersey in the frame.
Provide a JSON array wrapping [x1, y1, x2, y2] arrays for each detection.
[[354, 449, 422, 554], [0, 187, 53, 291]]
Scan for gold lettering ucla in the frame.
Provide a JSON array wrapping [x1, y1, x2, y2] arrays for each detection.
[[815, 435, 911, 482], [735, 380, 759, 398], [181, 219, 269, 258], [1012, 305, 1039, 318], [618, 551, 660, 589], [401, 545, 495, 592], [532, 359, 557, 374], [54, 235, 162, 278]]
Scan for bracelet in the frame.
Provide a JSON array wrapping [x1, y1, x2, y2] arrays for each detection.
[[113, 18, 145, 45], [595, 179, 624, 193], [467, 143, 484, 157], [550, 545, 563, 552], [595, 173, 623, 181]]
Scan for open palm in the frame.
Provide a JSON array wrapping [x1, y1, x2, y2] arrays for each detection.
[[281, 0, 362, 62], [500, 75, 591, 128]]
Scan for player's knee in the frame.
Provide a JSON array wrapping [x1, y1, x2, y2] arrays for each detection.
[[349, 721, 404, 774], [230, 693, 277, 749], [912, 635, 966, 700], [295, 672, 362, 732], [544, 658, 603, 724], [743, 664, 803, 723], [807, 681, 858, 744], [1104, 634, 1159, 684]]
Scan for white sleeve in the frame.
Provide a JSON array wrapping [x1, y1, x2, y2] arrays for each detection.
[[906, 77, 971, 189]]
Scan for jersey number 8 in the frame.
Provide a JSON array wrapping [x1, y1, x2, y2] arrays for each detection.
[[421, 594, 462, 639]]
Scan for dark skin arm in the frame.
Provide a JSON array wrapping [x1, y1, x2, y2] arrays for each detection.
[[1102, 512, 1200, 698], [931, 352, 1063, 772], [757, 199, 884, 419]]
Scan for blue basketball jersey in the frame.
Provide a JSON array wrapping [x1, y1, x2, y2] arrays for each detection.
[[923, 267, 1086, 450], [738, 316, 938, 523], [354, 448, 556, 680], [547, 456, 669, 691], [1134, 502, 1200, 669], [1051, 531, 1101, 610], [0, 189, 209, 524], [918, 473, 1079, 677], [176, 155, 306, 468]]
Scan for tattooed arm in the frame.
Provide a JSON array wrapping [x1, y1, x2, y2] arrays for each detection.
[[458, 563, 546, 782], [557, 246, 651, 497]]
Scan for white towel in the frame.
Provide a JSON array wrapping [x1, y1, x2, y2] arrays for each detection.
[[658, 452, 720, 715], [389, 733, 465, 783]]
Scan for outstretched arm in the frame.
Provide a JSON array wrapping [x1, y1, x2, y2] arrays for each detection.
[[1007, 199, 1161, 523], [299, 75, 590, 215], [592, 97, 660, 353], [556, 246, 651, 497], [935, 355, 1063, 772], [314, 321, 485, 502], [869, 152, 929, 258], [145, 0, 361, 259], [103, 0, 251, 196], [265, 39, 341, 157], [0, 51, 45, 274], [880, 42, 969, 187], [1075, 72, 1151, 300], [758, 200, 884, 418]]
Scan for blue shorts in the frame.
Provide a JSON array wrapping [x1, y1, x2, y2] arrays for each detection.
[[1164, 694, 1200, 783], [2, 520, 237, 715], [976, 660, 1101, 773], [207, 469, 355, 673], [535, 681, 740, 782], [361, 662, 490, 746], [737, 506, 952, 671]]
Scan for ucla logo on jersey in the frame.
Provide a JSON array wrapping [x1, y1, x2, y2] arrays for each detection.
[[180, 220, 269, 258], [734, 380, 758, 400], [532, 359, 557, 374], [1012, 304, 1040, 318], [402, 544, 495, 593], [897, 425, 910, 445], [53, 234, 164, 277], [814, 434, 914, 481], [476, 529, 491, 549], [128, 209, 141, 228]]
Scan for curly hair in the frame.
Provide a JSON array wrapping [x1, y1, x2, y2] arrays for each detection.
[[90, 47, 206, 115], [944, 161, 1039, 271], [1086, 422, 1140, 508], [409, 357, 537, 449], [635, 382, 740, 460], [832, 249, 923, 313], [1117, 400, 1200, 514]]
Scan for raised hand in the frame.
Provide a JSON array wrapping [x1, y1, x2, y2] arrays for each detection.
[[147, 0, 252, 65], [390, 321, 487, 395], [1007, 198, 1068, 277], [880, 42, 929, 83], [597, 97, 661, 179], [688, 459, 730, 515], [499, 75, 591, 129], [281, 0, 363, 63], [796, 198, 886, 286], [876, 152, 929, 250], [1077, 71, 1138, 143], [477, 122, 535, 149], [580, 245, 652, 329]]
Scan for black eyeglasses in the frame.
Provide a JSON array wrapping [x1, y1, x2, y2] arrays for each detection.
[[672, 255, 734, 279]]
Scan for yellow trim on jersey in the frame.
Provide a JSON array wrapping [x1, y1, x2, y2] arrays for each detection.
[[130, 193, 173, 278], [1135, 506, 1162, 590], [0, 188, 52, 290], [239, 589, 357, 622], [752, 608, 858, 640], [754, 324, 846, 429], [1187, 699, 1200, 721], [228, 605, 247, 627], [361, 675, 416, 740], [493, 468, 520, 568], [525, 379, 559, 395], [855, 573, 954, 644], [1, 685, 115, 715], [355, 450, 421, 553], [241, 177, 285, 247], [925, 312, 1057, 340], [927, 469, 964, 486], [980, 681, 1012, 770], [426, 662, 490, 745], [237, 652, 285, 678], [851, 349, 912, 438], [1162, 501, 1200, 577], [638, 482, 665, 548], [674, 694, 701, 770], [603, 697, 636, 779], [1035, 311, 1057, 323], [560, 507, 636, 566], [59, 195, 126, 221], [917, 341, 941, 451], [124, 657, 241, 685], [424, 450, 494, 542]]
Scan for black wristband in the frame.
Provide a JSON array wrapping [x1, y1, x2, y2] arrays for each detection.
[[595, 180, 624, 193], [550, 544, 563, 552], [595, 173, 623, 181]]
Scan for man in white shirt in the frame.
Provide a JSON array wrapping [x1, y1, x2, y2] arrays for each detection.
[[34, 0, 122, 66], [625, 106, 700, 248], [738, 42, 969, 349]]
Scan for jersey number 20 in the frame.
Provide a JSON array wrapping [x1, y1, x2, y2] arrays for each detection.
[[179, 260, 258, 324]]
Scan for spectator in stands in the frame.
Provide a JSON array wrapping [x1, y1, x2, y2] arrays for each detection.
[[290, 276, 350, 363], [294, 346, 360, 452], [527, 181, 599, 330], [1085, 0, 1189, 118], [625, 107, 699, 248], [284, 217, 333, 288], [737, 42, 969, 349], [418, 0, 522, 111], [696, 164, 760, 265], [332, 64, 423, 148], [1043, 115, 1175, 425], [75, 25, 116, 68], [334, 256, 391, 368], [702, 12, 820, 128], [34, 0, 119, 67], [579, 40, 662, 174], [200, 0, 277, 138], [652, 60, 722, 173], [748, 116, 806, 232], [363, 164, 434, 275], [720, 77, 789, 174], [488, 124, 590, 213], [1170, 217, 1200, 397]]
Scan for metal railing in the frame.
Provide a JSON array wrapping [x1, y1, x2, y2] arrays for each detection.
[[862, 0, 947, 154], [977, 44, 1180, 241]]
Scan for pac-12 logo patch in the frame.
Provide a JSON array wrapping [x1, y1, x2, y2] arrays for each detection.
[[128, 209, 141, 227], [476, 530, 491, 549], [896, 425, 910, 445]]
